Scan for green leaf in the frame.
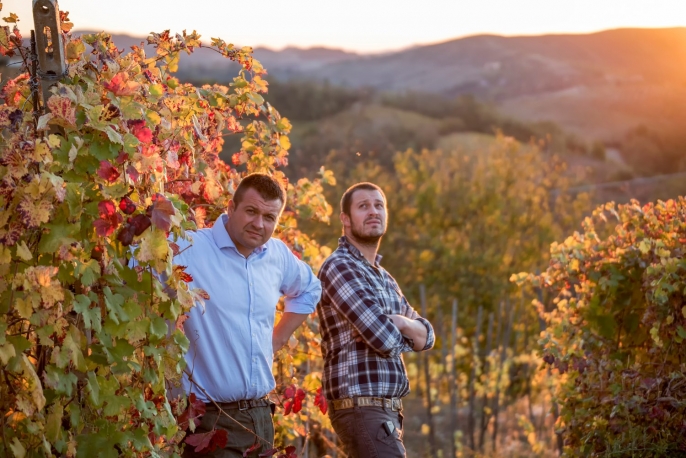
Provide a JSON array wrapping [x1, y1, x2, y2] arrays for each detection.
[[38, 221, 80, 253], [86, 372, 101, 406], [103, 392, 132, 416], [44, 366, 78, 397], [104, 287, 128, 324], [75, 259, 101, 287], [45, 402, 64, 442], [123, 133, 140, 154], [149, 316, 168, 340], [65, 183, 84, 218], [677, 326, 686, 340], [76, 432, 119, 458], [130, 427, 154, 451], [63, 325, 87, 371], [8, 335, 31, 354], [73, 294, 101, 332]]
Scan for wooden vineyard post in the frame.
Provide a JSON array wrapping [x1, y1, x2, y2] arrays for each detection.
[[478, 312, 494, 450], [419, 284, 437, 457], [32, 0, 67, 107], [467, 305, 483, 453], [491, 299, 515, 452], [449, 299, 459, 458]]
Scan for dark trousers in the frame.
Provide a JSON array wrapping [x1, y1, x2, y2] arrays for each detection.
[[329, 404, 406, 458], [182, 404, 274, 458]]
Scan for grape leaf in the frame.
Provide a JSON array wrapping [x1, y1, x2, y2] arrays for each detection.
[[178, 393, 206, 431], [103, 72, 140, 97], [185, 428, 228, 453], [150, 193, 176, 231]]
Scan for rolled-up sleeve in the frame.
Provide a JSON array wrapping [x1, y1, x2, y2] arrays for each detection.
[[279, 244, 322, 314], [320, 261, 410, 358], [398, 295, 435, 352]]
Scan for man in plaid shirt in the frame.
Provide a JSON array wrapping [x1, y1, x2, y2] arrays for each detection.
[[317, 182, 435, 457]]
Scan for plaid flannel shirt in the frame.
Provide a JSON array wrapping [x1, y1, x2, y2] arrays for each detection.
[[317, 237, 435, 400]]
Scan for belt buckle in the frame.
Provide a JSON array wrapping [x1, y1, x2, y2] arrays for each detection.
[[238, 400, 249, 411], [392, 398, 400, 411]]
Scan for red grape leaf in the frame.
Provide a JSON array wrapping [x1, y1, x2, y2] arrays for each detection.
[[150, 193, 176, 231], [128, 119, 153, 143], [292, 396, 303, 414], [283, 399, 293, 416], [94, 200, 123, 237], [243, 441, 261, 457], [185, 428, 228, 453], [178, 393, 206, 431], [97, 160, 121, 182], [258, 448, 278, 458], [126, 165, 140, 182], [47, 96, 76, 126], [283, 384, 296, 400], [103, 72, 140, 96], [174, 265, 194, 283], [314, 387, 327, 415]]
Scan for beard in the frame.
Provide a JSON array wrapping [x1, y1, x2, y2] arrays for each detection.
[[350, 220, 385, 246]]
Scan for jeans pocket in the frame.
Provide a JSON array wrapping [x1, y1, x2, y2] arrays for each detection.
[[376, 420, 399, 446]]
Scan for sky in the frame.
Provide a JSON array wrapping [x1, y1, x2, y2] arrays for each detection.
[[5, 0, 686, 53]]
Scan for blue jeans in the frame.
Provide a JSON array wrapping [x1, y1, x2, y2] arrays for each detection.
[[329, 404, 406, 458]]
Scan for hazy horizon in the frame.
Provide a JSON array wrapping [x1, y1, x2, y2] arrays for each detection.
[[5, 0, 685, 53]]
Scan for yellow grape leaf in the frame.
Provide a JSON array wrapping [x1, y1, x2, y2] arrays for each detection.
[[16, 241, 32, 261], [279, 135, 291, 150], [0, 245, 10, 265], [66, 39, 85, 62], [36, 113, 54, 131], [0, 342, 16, 365], [165, 52, 180, 72], [47, 134, 61, 148], [9, 438, 26, 458], [3, 12, 18, 23], [21, 354, 46, 412], [137, 228, 169, 263], [15, 297, 33, 319]]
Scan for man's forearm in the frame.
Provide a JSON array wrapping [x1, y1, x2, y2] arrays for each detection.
[[272, 312, 309, 353], [388, 314, 428, 351]]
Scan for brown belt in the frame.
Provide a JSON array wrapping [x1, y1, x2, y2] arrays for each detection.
[[330, 396, 403, 412], [207, 397, 272, 411]]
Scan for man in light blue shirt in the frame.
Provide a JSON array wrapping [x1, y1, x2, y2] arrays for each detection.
[[177, 173, 321, 458]]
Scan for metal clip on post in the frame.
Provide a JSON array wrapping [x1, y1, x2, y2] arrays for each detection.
[[32, 0, 67, 109]]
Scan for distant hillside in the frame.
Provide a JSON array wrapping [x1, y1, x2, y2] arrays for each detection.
[[73, 27, 686, 141], [301, 28, 686, 96], [84, 27, 686, 96]]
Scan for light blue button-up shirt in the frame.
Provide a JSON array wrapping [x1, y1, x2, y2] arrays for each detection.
[[177, 214, 321, 402]]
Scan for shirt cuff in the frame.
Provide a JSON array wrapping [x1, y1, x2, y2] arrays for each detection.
[[284, 291, 318, 314], [417, 317, 435, 351]]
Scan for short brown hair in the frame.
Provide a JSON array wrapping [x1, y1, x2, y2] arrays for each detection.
[[340, 182, 386, 216], [233, 173, 285, 208]]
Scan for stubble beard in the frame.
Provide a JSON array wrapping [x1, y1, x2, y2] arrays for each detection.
[[350, 222, 385, 247]]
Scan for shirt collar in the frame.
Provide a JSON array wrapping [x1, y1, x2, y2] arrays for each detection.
[[212, 214, 267, 255], [338, 236, 382, 266]]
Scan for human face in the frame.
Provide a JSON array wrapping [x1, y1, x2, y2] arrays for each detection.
[[341, 189, 387, 245], [225, 188, 283, 257]]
